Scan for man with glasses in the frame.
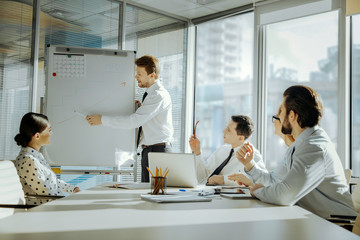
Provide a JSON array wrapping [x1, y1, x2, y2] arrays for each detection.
[[235, 85, 356, 218], [273, 110, 294, 147]]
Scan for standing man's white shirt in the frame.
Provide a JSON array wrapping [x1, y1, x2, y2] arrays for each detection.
[[196, 144, 265, 185], [101, 81, 173, 145]]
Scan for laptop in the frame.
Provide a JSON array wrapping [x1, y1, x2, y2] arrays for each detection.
[[148, 152, 198, 188]]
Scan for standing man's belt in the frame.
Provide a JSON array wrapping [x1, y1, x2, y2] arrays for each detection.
[[141, 143, 166, 149]]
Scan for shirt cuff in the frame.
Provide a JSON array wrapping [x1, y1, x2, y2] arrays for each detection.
[[67, 185, 77, 193], [101, 115, 111, 127], [195, 154, 202, 162], [253, 187, 264, 200], [245, 162, 260, 176]]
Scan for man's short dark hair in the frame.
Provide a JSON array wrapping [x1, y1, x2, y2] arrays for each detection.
[[135, 55, 160, 79], [283, 85, 323, 128], [231, 115, 254, 140]]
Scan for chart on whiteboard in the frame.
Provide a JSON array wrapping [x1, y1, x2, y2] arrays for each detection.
[[53, 53, 86, 78]]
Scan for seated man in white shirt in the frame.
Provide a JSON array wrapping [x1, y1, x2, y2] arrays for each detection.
[[189, 115, 265, 186], [86, 55, 173, 182]]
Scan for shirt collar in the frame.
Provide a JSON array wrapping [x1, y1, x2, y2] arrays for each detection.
[[233, 144, 244, 153], [21, 146, 44, 160], [293, 125, 319, 147], [146, 80, 161, 94]]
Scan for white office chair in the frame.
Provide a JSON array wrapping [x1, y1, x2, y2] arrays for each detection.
[[0, 160, 26, 219], [0, 160, 64, 219], [344, 169, 351, 185], [352, 184, 360, 236], [352, 183, 360, 212], [327, 176, 359, 233]]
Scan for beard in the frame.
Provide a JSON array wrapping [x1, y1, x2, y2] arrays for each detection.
[[281, 115, 292, 135]]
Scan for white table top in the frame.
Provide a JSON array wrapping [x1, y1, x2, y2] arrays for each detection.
[[0, 183, 358, 240]]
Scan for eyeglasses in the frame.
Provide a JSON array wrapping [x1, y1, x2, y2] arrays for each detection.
[[272, 115, 280, 123]]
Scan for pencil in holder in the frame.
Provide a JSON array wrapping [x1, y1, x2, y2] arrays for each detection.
[[151, 176, 167, 195]]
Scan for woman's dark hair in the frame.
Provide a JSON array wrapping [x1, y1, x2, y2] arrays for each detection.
[[231, 115, 254, 140], [283, 85, 323, 128], [14, 112, 49, 147]]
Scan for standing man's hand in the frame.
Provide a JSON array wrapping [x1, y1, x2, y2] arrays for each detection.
[[207, 175, 224, 185], [135, 100, 142, 108], [189, 135, 201, 155], [86, 114, 102, 126]]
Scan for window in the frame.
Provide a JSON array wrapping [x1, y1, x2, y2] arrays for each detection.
[[351, 14, 360, 176], [0, 1, 33, 160], [263, 11, 339, 169], [195, 12, 255, 159]]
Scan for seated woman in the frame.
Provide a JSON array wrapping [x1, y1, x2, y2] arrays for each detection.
[[14, 112, 80, 205]]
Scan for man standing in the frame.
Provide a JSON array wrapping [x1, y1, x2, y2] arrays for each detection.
[[236, 85, 356, 218], [87, 55, 173, 182], [189, 115, 265, 186]]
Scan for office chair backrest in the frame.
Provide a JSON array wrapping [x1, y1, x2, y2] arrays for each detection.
[[0, 160, 25, 219], [353, 184, 360, 213], [353, 215, 360, 236], [344, 169, 351, 185]]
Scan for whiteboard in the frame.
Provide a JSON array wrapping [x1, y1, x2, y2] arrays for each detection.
[[44, 46, 136, 167]]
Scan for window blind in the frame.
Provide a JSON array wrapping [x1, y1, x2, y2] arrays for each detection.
[[0, 1, 34, 160]]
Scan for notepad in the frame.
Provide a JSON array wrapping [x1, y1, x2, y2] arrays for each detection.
[[140, 194, 212, 203], [220, 193, 253, 199]]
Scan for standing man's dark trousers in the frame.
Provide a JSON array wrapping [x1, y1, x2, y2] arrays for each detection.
[[141, 143, 166, 182]]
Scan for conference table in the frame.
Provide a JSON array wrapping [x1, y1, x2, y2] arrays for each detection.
[[0, 183, 358, 240]]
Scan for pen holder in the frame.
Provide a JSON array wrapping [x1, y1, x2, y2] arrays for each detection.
[[151, 177, 167, 195]]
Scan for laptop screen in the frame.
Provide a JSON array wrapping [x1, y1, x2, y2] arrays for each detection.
[[148, 152, 198, 188]]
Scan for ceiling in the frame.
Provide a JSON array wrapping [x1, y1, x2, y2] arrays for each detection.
[[0, 0, 264, 63], [129, 0, 263, 19]]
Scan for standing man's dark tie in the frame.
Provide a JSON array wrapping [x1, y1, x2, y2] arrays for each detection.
[[207, 149, 234, 183], [136, 92, 148, 147]]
